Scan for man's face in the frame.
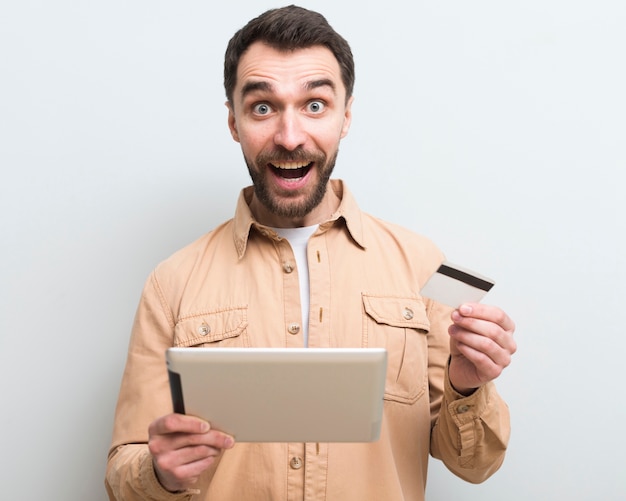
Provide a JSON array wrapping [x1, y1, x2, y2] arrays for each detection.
[[227, 42, 353, 227]]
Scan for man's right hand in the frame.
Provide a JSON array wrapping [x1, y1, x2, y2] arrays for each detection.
[[148, 413, 235, 493]]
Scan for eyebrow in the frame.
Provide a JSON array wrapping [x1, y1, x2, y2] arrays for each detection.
[[305, 78, 336, 93], [240, 78, 337, 100], [241, 80, 273, 98]]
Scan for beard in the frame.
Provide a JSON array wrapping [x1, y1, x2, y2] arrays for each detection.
[[245, 147, 338, 220]]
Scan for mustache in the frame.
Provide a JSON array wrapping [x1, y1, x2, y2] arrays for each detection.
[[256, 147, 326, 166]]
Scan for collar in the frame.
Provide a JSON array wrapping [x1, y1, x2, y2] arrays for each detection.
[[232, 179, 366, 259]]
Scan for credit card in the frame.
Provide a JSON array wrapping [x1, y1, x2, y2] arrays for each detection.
[[420, 261, 495, 308]]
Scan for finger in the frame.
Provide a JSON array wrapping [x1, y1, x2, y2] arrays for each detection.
[[451, 304, 516, 353], [450, 312, 516, 359], [164, 454, 215, 483], [148, 416, 235, 493], [152, 447, 219, 492], [150, 428, 235, 456], [157, 443, 222, 469], [149, 413, 210, 436], [453, 341, 507, 382], [455, 303, 516, 333], [452, 331, 513, 370], [450, 316, 517, 355], [166, 429, 235, 452]]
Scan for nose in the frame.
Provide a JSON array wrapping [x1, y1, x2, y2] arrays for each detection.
[[274, 109, 306, 151]]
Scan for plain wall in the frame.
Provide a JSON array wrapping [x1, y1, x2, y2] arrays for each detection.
[[1, 1, 624, 499]]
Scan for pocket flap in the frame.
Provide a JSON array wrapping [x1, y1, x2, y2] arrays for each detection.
[[174, 306, 248, 347], [362, 294, 430, 331]]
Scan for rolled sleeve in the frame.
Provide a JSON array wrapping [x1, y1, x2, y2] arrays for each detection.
[[431, 363, 510, 483], [106, 444, 200, 501]]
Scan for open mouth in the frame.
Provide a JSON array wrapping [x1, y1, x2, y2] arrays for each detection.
[[270, 161, 313, 180]]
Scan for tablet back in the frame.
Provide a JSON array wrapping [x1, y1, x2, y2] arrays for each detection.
[[166, 347, 387, 443]]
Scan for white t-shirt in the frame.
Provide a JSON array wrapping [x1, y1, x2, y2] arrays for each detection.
[[271, 225, 318, 346]]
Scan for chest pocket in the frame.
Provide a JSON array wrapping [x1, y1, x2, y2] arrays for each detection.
[[174, 306, 249, 348], [362, 295, 430, 404]]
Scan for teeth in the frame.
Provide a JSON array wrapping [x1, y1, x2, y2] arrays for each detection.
[[272, 162, 309, 169]]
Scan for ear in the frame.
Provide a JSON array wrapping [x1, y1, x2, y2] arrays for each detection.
[[226, 101, 240, 142], [340, 95, 354, 139]]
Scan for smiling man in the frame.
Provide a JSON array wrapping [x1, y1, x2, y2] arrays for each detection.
[[229, 43, 352, 226], [106, 6, 516, 501]]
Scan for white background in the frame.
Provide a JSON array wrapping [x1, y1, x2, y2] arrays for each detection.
[[1, 1, 625, 499]]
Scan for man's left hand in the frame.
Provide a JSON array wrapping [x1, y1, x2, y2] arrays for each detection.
[[447, 303, 516, 395]]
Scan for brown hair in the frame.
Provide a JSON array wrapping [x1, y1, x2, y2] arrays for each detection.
[[224, 5, 355, 105]]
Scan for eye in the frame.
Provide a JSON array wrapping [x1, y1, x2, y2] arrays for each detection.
[[307, 100, 326, 114], [253, 103, 272, 116]]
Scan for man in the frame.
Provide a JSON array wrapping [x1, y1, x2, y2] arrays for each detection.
[[106, 5, 516, 500]]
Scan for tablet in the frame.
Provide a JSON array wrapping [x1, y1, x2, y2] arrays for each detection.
[[166, 347, 387, 443]]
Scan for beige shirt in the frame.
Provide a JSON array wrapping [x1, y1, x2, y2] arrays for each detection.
[[106, 180, 510, 501]]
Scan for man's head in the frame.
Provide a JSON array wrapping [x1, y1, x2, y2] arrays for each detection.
[[224, 5, 354, 107], [224, 6, 355, 227]]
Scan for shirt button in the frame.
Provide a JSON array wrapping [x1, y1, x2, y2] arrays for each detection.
[[198, 324, 211, 336], [288, 323, 301, 335], [290, 456, 303, 470], [283, 262, 294, 273], [457, 404, 470, 414], [402, 308, 414, 320]]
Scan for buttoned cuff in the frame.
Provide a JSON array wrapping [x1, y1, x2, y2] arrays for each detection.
[[138, 450, 200, 500], [443, 363, 498, 468]]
